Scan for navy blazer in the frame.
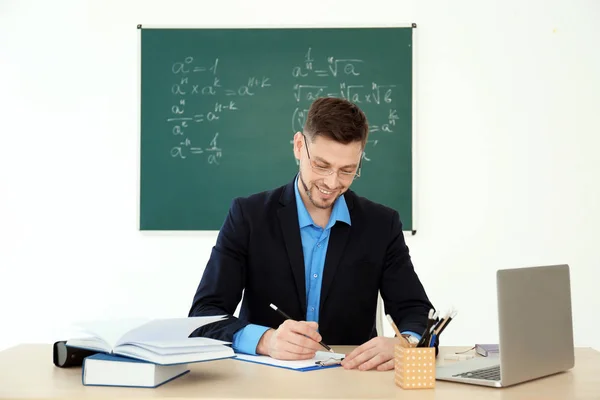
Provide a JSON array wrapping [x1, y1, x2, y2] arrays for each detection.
[[188, 177, 435, 345]]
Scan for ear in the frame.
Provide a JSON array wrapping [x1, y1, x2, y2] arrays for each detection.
[[292, 131, 304, 160]]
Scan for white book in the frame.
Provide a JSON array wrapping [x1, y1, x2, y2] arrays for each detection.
[[67, 315, 235, 365], [82, 353, 190, 388]]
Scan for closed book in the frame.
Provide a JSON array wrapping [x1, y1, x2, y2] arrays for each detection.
[[66, 316, 235, 365], [82, 353, 189, 388]]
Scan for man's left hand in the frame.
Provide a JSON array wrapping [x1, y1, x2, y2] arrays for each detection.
[[341, 337, 407, 371]]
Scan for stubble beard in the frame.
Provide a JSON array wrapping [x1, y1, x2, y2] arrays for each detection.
[[299, 171, 342, 210]]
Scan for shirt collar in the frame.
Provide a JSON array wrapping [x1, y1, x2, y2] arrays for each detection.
[[294, 174, 351, 229]]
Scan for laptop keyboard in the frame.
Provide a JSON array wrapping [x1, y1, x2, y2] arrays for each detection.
[[453, 365, 501, 381]]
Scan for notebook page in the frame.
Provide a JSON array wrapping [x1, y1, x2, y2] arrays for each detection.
[[125, 338, 231, 355], [130, 337, 230, 348], [117, 315, 227, 346], [74, 318, 150, 350]]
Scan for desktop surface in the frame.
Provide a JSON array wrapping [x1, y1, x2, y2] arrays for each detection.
[[0, 344, 598, 400]]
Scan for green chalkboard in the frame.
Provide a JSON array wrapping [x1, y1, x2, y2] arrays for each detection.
[[140, 26, 415, 231]]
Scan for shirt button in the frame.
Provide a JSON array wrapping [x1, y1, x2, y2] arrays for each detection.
[[311, 307, 315, 311], [317, 243, 321, 247], [313, 274, 318, 278]]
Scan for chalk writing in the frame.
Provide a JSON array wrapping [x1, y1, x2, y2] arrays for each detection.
[[171, 56, 194, 74], [327, 57, 363, 77], [170, 133, 222, 165], [293, 84, 327, 102], [164, 49, 400, 168], [362, 139, 379, 162], [292, 107, 310, 134], [166, 56, 271, 164], [206, 133, 222, 165], [290, 47, 399, 166]]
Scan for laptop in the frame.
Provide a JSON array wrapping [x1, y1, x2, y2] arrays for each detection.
[[436, 264, 575, 388]]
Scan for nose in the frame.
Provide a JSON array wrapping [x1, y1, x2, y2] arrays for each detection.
[[323, 173, 339, 189]]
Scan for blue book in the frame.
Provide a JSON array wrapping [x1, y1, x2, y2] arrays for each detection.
[[82, 353, 190, 388]]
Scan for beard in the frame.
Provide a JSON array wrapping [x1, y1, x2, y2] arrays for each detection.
[[298, 171, 344, 210]]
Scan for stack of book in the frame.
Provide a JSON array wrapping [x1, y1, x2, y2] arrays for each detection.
[[66, 315, 234, 388]]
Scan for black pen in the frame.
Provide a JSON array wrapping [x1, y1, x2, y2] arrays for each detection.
[[417, 309, 437, 347], [437, 310, 457, 337], [269, 303, 334, 353]]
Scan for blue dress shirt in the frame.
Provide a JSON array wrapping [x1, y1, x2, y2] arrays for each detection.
[[231, 176, 420, 355]]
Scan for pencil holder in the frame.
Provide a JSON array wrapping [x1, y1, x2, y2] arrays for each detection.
[[394, 345, 436, 390]]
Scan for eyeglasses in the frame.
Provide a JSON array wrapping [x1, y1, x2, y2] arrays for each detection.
[[302, 134, 362, 181]]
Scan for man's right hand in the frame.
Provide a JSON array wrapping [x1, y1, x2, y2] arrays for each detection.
[[256, 320, 323, 360]]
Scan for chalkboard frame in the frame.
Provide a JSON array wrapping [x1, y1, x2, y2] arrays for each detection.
[[137, 24, 419, 235]]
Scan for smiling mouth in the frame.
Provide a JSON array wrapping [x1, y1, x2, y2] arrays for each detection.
[[316, 184, 340, 197]]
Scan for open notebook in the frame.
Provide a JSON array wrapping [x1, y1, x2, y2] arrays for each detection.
[[235, 351, 346, 371]]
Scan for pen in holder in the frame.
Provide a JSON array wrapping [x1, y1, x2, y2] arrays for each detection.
[[394, 344, 436, 390]]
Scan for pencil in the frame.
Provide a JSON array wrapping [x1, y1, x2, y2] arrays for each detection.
[[269, 303, 334, 353], [386, 314, 412, 347], [385, 314, 402, 337]]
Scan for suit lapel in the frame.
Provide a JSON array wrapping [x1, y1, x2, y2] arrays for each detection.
[[319, 191, 354, 313], [277, 181, 307, 315]]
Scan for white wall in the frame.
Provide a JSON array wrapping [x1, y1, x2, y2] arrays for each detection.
[[1, 0, 599, 352]]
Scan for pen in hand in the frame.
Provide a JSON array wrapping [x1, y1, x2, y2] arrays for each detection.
[[269, 303, 334, 353]]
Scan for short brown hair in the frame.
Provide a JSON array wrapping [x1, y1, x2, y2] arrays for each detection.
[[303, 97, 369, 147]]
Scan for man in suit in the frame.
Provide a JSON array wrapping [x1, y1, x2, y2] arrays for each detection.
[[189, 97, 435, 371]]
